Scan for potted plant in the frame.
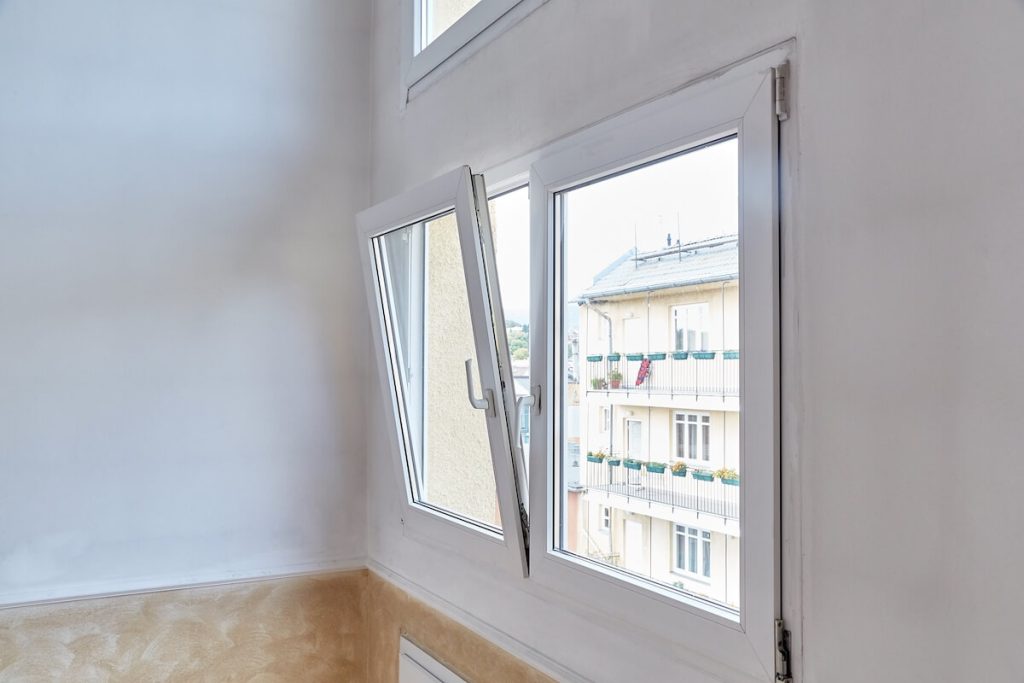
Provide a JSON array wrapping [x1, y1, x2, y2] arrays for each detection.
[[586, 354, 604, 362], [671, 461, 688, 477], [625, 352, 644, 361], [624, 458, 642, 471], [587, 450, 606, 464], [692, 351, 716, 360], [672, 351, 689, 360], [644, 461, 667, 474], [647, 352, 667, 361], [608, 370, 623, 389], [590, 377, 607, 390], [606, 351, 621, 362], [714, 468, 740, 485], [691, 468, 714, 482]]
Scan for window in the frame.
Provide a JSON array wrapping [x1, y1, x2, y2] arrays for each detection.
[[673, 303, 710, 351], [365, 48, 787, 679], [405, 0, 549, 96], [674, 525, 713, 579], [359, 167, 528, 574], [675, 413, 711, 461]]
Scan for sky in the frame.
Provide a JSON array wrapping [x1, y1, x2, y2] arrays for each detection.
[[491, 137, 738, 324]]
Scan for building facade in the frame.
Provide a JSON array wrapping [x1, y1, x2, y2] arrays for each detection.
[[572, 235, 741, 609]]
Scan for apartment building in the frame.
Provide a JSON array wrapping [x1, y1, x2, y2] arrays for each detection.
[[574, 235, 741, 608]]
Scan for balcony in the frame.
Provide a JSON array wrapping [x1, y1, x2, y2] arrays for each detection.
[[585, 352, 738, 398], [582, 458, 739, 521]]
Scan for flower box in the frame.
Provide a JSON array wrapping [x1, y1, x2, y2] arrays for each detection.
[[724, 350, 739, 360], [625, 353, 644, 361], [671, 468, 687, 478], [586, 355, 604, 362], [721, 477, 740, 486], [644, 462, 667, 474], [672, 351, 689, 360], [624, 460, 642, 471], [586, 455, 605, 464], [691, 470, 714, 482], [606, 458, 622, 467], [692, 351, 716, 360], [647, 352, 667, 361], [606, 353, 621, 361]]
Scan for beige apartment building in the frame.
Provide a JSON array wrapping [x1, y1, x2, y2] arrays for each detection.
[[574, 235, 742, 608]]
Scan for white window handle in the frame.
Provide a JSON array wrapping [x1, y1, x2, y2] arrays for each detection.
[[464, 359, 494, 415]]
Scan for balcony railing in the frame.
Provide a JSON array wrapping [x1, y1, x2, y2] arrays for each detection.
[[583, 458, 739, 521], [585, 352, 738, 398]]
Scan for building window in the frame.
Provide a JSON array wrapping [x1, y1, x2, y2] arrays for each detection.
[[675, 413, 711, 461], [673, 303, 710, 351], [674, 525, 712, 579], [600, 506, 611, 532], [600, 407, 611, 433], [625, 419, 643, 459]]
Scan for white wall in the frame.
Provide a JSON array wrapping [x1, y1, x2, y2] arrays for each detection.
[[367, 1, 1024, 681], [0, 0, 370, 604]]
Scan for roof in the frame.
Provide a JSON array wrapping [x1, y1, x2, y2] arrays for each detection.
[[576, 234, 738, 301]]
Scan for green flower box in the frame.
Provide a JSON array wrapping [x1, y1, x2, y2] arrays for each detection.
[[644, 462, 667, 474], [647, 352, 667, 361], [672, 351, 689, 360], [606, 353, 621, 361], [671, 468, 687, 478], [586, 455, 605, 464], [624, 460, 642, 471], [721, 477, 740, 486], [586, 355, 604, 362], [606, 458, 622, 466], [692, 351, 716, 360], [625, 353, 644, 361], [691, 470, 714, 481], [724, 350, 739, 360]]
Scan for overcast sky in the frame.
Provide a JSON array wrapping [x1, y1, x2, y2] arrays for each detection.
[[492, 137, 738, 324]]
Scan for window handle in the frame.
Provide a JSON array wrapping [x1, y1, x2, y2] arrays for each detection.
[[513, 392, 536, 438], [464, 359, 494, 416]]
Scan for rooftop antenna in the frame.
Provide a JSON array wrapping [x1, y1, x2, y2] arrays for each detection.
[[676, 212, 682, 261], [633, 223, 638, 269]]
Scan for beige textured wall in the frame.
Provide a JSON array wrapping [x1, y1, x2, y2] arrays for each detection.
[[0, 572, 367, 682], [424, 214, 500, 527], [365, 571, 553, 683], [0, 570, 548, 683]]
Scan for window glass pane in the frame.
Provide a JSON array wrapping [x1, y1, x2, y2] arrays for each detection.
[[563, 136, 741, 612], [374, 211, 501, 531], [421, 0, 482, 49], [489, 188, 531, 451]]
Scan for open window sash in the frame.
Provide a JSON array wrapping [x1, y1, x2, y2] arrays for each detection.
[[358, 166, 528, 576]]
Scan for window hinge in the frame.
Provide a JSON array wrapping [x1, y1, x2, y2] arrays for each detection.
[[775, 618, 793, 682], [774, 62, 790, 122]]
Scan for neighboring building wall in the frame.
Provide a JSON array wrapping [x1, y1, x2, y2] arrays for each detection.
[[424, 214, 500, 526]]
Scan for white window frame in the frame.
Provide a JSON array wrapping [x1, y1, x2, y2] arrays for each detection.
[[401, 0, 550, 102], [675, 412, 712, 462], [522, 48, 785, 680], [624, 418, 643, 460], [357, 166, 528, 577], [599, 505, 611, 533], [673, 525, 713, 581]]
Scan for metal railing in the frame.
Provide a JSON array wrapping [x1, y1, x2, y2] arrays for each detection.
[[582, 458, 739, 520], [585, 353, 739, 398]]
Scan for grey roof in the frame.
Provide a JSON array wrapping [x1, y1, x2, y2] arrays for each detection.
[[577, 235, 738, 301]]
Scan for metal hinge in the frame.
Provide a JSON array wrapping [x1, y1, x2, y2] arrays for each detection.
[[775, 619, 793, 682], [774, 62, 790, 121]]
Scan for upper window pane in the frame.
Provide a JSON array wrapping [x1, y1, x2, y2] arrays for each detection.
[[561, 137, 741, 614], [420, 0, 482, 50], [374, 211, 501, 531]]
